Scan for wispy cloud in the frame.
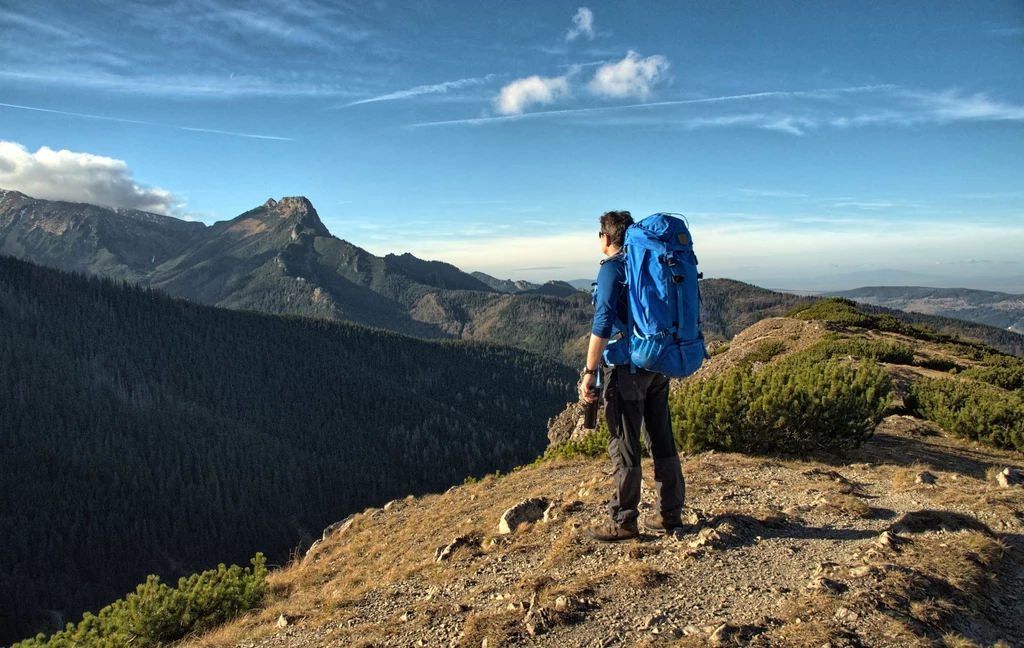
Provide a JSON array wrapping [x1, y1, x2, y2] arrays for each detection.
[[0, 68, 363, 99], [739, 189, 810, 198], [0, 2, 380, 99], [989, 26, 1024, 37], [588, 51, 670, 100], [565, 7, 595, 41], [410, 84, 893, 128], [830, 201, 897, 210], [0, 141, 180, 215], [0, 102, 294, 141], [341, 74, 497, 108], [410, 84, 1024, 135]]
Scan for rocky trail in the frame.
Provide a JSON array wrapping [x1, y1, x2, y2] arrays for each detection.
[[186, 414, 1024, 648]]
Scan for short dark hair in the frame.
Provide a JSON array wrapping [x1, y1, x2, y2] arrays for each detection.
[[600, 211, 633, 248]]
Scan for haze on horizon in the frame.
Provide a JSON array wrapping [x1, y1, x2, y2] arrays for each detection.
[[1, 1, 1021, 290]]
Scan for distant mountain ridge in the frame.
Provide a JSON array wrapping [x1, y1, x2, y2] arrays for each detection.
[[3, 189, 1021, 361], [828, 285, 1024, 333], [0, 190, 593, 364], [471, 271, 539, 293]]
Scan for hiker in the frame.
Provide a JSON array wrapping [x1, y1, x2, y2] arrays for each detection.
[[580, 210, 687, 541]]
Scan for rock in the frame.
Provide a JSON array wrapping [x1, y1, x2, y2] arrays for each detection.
[[277, 614, 293, 628], [996, 467, 1022, 488], [400, 611, 412, 622], [523, 608, 548, 636], [834, 607, 859, 623], [554, 595, 570, 612], [916, 471, 937, 484], [688, 527, 721, 549], [303, 539, 322, 562], [384, 499, 401, 511], [848, 565, 874, 578], [498, 498, 549, 534], [322, 514, 356, 541], [808, 577, 847, 594], [876, 530, 903, 548], [543, 500, 560, 523], [709, 623, 729, 645], [683, 624, 702, 636], [434, 534, 480, 562]]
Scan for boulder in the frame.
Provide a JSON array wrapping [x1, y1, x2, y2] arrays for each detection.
[[322, 514, 356, 540], [498, 498, 549, 534], [434, 534, 480, 562], [995, 467, 1022, 488]]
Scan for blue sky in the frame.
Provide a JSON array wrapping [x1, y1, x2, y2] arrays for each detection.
[[1, 0, 1022, 288]]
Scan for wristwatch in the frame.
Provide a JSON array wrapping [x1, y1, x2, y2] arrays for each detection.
[[580, 367, 598, 377]]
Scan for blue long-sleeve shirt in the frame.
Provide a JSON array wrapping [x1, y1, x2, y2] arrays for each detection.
[[591, 254, 628, 338]]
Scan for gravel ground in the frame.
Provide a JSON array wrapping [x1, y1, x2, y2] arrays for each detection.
[[187, 415, 1024, 648]]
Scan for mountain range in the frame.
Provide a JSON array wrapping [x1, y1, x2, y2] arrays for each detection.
[[761, 268, 1024, 294], [828, 285, 1024, 333], [0, 190, 592, 365], [3, 189, 1023, 360]]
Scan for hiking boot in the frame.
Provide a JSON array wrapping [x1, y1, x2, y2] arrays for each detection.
[[585, 521, 639, 543], [642, 514, 685, 535]]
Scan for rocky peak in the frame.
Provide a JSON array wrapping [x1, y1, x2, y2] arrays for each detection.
[[261, 196, 331, 238]]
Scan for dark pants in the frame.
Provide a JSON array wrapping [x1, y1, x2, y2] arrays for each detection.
[[603, 365, 686, 527]]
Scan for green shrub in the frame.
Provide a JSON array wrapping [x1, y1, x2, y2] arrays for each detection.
[[788, 298, 961, 345], [13, 555, 267, 648], [915, 356, 964, 372], [959, 354, 1024, 391], [740, 340, 787, 366], [669, 353, 891, 455], [905, 378, 1024, 451], [786, 298, 875, 327], [534, 424, 609, 464], [803, 338, 915, 365], [710, 343, 730, 356]]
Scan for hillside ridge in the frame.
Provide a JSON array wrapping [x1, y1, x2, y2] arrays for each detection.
[[159, 309, 1024, 648]]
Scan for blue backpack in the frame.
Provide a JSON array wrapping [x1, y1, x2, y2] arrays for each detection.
[[622, 213, 708, 378]]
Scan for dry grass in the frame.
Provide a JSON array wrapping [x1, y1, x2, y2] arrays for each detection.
[[941, 634, 984, 648], [817, 493, 873, 518], [609, 560, 668, 589], [892, 462, 936, 491], [454, 610, 521, 648]]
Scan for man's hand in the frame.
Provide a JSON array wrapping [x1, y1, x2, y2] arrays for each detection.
[[579, 372, 598, 403]]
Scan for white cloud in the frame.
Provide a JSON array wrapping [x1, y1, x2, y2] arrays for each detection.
[[0, 141, 178, 215], [588, 51, 669, 100], [565, 7, 595, 41], [495, 75, 570, 115]]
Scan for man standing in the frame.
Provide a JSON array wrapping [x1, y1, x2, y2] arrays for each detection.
[[580, 210, 687, 542]]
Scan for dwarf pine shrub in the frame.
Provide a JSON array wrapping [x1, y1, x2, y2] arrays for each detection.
[[959, 354, 1024, 391], [803, 338, 916, 365], [13, 554, 267, 648], [535, 418, 610, 464], [740, 340, 787, 366], [787, 298, 966, 345], [905, 378, 1024, 451], [669, 353, 891, 455]]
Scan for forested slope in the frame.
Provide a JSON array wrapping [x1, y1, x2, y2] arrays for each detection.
[[0, 256, 575, 645]]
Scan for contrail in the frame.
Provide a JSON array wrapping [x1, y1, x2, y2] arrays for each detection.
[[0, 102, 294, 141], [405, 84, 899, 128]]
